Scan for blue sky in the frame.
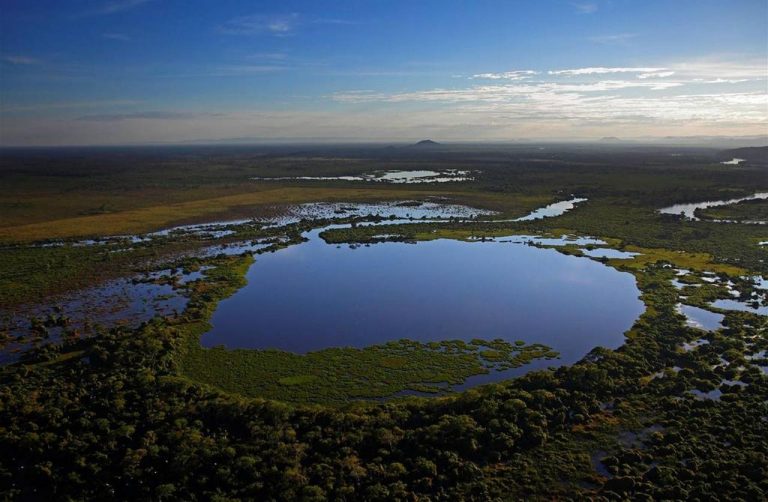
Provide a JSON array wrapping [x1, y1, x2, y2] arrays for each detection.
[[1, 0, 766, 145]]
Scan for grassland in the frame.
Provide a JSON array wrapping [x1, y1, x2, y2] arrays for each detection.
[[0, 187, 473, 242], [0, 146, 561, 242]]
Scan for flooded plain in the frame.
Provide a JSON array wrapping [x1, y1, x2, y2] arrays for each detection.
[[0, 275, 190, 364]]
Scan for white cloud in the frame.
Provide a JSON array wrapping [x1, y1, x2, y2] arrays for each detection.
[[3, 56, 766, 145], [103, 33, 131, 41], [219, 14, 300, 36], [219, 14, 354, 36], [1, 100, 142, 113], [328, 58, 765, 135], [152, 65, 288, 78], [267, 19, 293, 34], [6, 91, 765, 146], [1, 55, 40, 65], [546, 80, 683, 91], [212, 65, 287, 75], [79, 0, 154, 16], [77, 111, 224, 122], [701, 78, 751, 84], [588, 33, 637, 44], [101, 0, 151, 13], [470, 71, 538, 80], [331, 79, 684, 105], [637, 71, 675, 79], [550, 67, 667, 76], [247, 52, 289, 61], [669, 58, 768, 79], [572, 3, 598, 14]]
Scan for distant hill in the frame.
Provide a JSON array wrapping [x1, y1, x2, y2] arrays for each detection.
[[600, 136, 621, 142], [718, 146, 768, 164], [413, 139, 440, 147]]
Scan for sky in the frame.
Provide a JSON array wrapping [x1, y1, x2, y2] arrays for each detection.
[[0, 0, 766, 145]]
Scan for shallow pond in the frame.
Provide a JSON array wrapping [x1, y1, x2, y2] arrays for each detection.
[[710, 298, 768, 315], [266, 200, 495, 226], [494, 235, 605, 246], [677, 304, 724, 331], [581, 248, 639, 259], [202, 226, 645, 382]]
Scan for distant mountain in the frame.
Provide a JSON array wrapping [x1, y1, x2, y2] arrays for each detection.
[[600, 136, 621, 142], [413, 139, 440, 147]]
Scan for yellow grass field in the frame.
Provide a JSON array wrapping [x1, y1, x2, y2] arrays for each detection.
[[0, 186, 548, 243]]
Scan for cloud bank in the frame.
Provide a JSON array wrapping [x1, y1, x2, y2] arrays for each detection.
[[1, 59, 765, 145]]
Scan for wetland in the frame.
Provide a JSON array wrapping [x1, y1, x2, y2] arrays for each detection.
[[1, 143, 767, 500]]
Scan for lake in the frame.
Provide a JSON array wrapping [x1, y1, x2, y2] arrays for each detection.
[[202, 225, 645, 377]]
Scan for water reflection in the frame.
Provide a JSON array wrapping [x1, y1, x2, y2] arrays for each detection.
[[659, 192, 768, 222], [1, 277, 189, 364], [710, 299, 768, 315], [582, 248, 639, 259], [514, 197, 587, 221], [677, 304, 724, 331]]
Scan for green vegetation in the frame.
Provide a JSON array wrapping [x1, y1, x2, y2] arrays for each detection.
[[697, 197, 768, 222], [181, 337, 558, 403], [321, 199, 768, 274], [1, 145, 767, 499], [0, 187, 486, 243], [1, 262, 766, 499]]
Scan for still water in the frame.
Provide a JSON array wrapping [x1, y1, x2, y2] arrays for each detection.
[[514, 197, 587, 221], [677, 304, 724, 331], [659, 192, 768, 221], [202, 226, 645, 375]]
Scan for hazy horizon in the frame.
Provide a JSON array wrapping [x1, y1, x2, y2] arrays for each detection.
[[1, 135, 767, 150]]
